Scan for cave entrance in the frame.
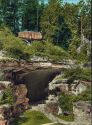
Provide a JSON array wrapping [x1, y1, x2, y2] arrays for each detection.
[[5, 67, 62, 103]]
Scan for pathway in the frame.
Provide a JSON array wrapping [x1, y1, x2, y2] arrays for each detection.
[[31, 104, 91, 125], [42, 122, 57, 125]]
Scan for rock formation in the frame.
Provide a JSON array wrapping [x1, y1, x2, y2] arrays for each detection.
[[13, 84, 29, 110]]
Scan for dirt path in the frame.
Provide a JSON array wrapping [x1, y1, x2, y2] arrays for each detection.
[[42, 123, 57, 125], [31, 105, 72, 125], [31, 105, 91, 125]]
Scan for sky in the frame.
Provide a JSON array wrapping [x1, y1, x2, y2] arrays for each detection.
[[44, 0, 80, 4], [64, 0, 79, 4]]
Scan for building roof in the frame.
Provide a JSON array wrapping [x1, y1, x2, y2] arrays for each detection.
[[18, 31, 42, 40]]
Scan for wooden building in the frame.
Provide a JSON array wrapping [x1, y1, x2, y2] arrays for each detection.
[[18, 31, 43, 42]]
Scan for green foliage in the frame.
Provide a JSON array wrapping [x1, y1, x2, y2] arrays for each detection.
[[58, 92, 73, 114], [63, 3, 80, 49], [25, 41, 45, 56], [68, 44, 78, 59], [0, 27, 68, 61], [77, 43, 89, 63], [0, 0, 45, 32], [44, 42, 69, 61], [0, 0, 91, 52], [69, 42, 90, 63], [40, 0, 71, 48], [78, 0, 91, 39], [13, 110, 52, 125], [22, 0, 39, 31], [0, 0, 20, 33], [25, 41, 69, 62], [0, 86, 15, 105], [57, 114, 74, 122], [63, 67, 91, 83], [80, 68, 91, 81], [63, 67, 82, 84], [0, 27, 30, 60], [72, 87, 91, 102], [68, 36, 81, 59]]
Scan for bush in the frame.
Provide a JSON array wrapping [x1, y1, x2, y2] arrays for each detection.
[[58, 92, 73, 115], [0, 27, 30, 60], [44, 42, 69, 62], [72, 87, 91, 102], [0, 86, 15, 105], [25, 41, 69, 62], [77, 43, 89, 63], [63, 67, 91, 83], [57, 114, 74, 122], [81, 68, 91, 81], [24, 41, 45, 56]]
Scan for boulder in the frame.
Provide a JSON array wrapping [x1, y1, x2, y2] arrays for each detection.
[[0, 81, 11, 88], [13, 84, 29, 109], [45, 102, 59, 115], [14, 84, 28, 97], [0, 120, 7, 125], [58, 107, 62, 115]]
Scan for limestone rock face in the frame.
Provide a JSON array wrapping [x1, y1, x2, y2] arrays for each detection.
[[14, 84, 29, 109], [14, 84, 27, 97]]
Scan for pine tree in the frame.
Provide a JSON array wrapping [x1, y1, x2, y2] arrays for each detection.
[[0, 0, 20, 33], [40, 0, 71, 49], [22, 0, 39, 31]]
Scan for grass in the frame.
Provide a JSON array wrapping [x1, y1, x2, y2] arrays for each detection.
[[56, 114, 74, 122], [13, 110, 52, 125]]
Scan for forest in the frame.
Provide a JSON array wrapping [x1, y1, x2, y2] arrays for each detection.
[[0, 0, 91, 63]]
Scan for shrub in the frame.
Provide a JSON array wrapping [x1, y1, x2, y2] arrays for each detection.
[[44, 42, 69, 62], [25, 41, 69, 62], [0, 27, 30, 60], [81, 68, 91, 81], [24, 41, 45, 56], [72, 87, 91, 102], [63, 67, 91, 83], [77, 43, 89, 63], [57, 114, 74, 122], [58, 92, 73, 115], [0, 86, 15, 105]]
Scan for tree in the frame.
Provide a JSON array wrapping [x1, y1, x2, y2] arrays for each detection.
[[40, 0, 71, 49], [22, 0, 39, 31], [0, 0, 20, 33], [0, 0, 45, 32], [78, 0, 91, 40], [62, 3, 81, 56]]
